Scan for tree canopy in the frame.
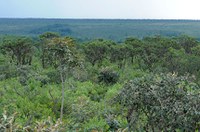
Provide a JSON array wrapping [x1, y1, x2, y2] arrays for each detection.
[[0, 33, 200, 131]]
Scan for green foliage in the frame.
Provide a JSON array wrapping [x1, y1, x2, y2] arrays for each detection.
[[124, 37, 144, 63], [83, 117, 108, 131], [105, 83, 122, 101], [105, 114, 121, 131], [0, 36, 34, 65], [43, 68, 61, 84], [16, 97, 54, 123], [84, 39, 115, 66], [0, 61, 18, 80], [109, 44, 130, 69], [70, 81, 104, 102], [163, 48, 187, 73], [115, 73, 200, 131], [192, 45, 200, 56], [176, 35, 199, 54], [44, 36, 78, 69], [39, 32, 60, 40], [98, 67, 119, 85], [39, 32, 60, 68], [70, 96, 103, 127], [119, 66, 147, 82], [0, 78, 55, 125], [1, 32, 200, 131]]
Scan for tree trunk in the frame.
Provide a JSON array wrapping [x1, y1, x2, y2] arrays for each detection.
[[60, 70, 65, 121]]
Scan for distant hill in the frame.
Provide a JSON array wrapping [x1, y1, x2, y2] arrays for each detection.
[[1, 18, 200, 42]]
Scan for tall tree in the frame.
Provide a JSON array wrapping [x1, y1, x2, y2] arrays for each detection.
[[176, 35, 198, 54], [39, 32, 60, 68], [1, 36, 33, 65], [44, 36, 79, 121], [83, 39, 114, 66], [125, 37, 143, 63], [110, 44, 129, 68]]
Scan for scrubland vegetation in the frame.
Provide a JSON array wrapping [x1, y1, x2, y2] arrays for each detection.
[[0, 25, 200, 131]]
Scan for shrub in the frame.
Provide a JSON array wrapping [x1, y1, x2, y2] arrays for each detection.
[[115, 73, 200, 131], [98, 68, 119, 85], [83, 117, 109, 131]]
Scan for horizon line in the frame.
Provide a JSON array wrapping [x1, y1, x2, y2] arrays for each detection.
[[1, 17, 200, 21]]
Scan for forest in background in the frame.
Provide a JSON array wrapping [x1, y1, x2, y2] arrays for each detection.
[[0, 30, 200, 131], [1, 19, 200, 42]]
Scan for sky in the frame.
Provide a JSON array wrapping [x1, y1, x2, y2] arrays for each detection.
[[1, 0, 200, 19]]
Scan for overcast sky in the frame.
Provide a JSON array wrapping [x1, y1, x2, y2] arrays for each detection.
[[1, 0, 200, 19]]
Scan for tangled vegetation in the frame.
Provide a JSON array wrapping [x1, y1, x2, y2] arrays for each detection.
[[0, 33, 200, 131]]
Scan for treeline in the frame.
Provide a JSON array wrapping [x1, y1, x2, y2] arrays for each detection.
[[2, 19, 200, 42], [0, 33, 200, 131]]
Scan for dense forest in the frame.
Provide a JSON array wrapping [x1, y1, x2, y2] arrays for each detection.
[[0, 31, 200, 131], [1, 19, 200, 42]]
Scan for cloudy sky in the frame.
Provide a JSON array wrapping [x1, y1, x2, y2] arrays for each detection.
[[1, 0, 200, 19]]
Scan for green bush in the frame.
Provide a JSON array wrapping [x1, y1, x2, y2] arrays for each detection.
[[98, 67, 119, 85], [83, 117, 109, 131], [115, 73, 200, 131]]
